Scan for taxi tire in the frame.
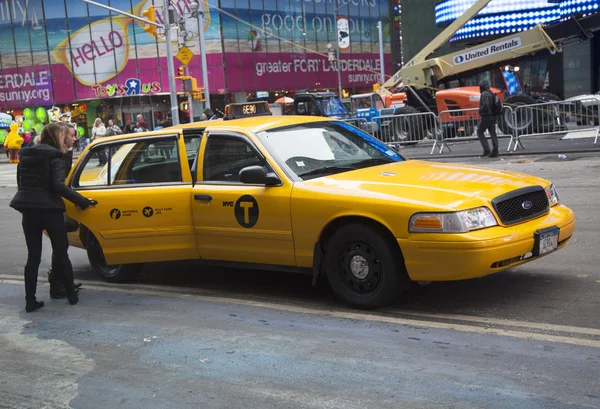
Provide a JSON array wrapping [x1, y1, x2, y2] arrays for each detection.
[[324, 224, 408, 310], [86, 232, 143, 283]]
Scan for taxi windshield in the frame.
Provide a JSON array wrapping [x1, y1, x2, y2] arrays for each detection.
[[258, 121, 403, 180], [316, 97, 350, 117]]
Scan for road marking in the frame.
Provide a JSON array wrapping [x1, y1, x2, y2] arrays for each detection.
[[1, 277, 599, 349], [0, 166, 17, 187], [383, 309, 600, 337], [560, 130, 597, 140], [3, 273, 599, 336]]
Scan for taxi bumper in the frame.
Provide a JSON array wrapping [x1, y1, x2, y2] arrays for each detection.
[[397, 204, 575, 282]]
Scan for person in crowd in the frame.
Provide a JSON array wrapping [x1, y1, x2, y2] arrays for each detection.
[[476, 80, 500, 158], [135, 119, 148, 133], [122, 119, 135, 134], [106, 119, 122, 136], [91, 118, 108, 165], [10, 123, 95, 312], [28, 129, 38, 147], [179, 109, 190, 124], [91, 118, 106, 141], [158, 113, 173, 128], [21, 131, 31, 147]]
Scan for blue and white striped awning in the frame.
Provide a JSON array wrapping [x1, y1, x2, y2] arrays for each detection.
[[0, 113, 13, 129]]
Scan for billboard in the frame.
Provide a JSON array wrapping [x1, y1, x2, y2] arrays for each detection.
[[0, 0, 391, 108], [435, 0, 600, 42]]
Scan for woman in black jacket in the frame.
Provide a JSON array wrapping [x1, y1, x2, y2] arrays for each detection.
[[10, 123, 94, 312]]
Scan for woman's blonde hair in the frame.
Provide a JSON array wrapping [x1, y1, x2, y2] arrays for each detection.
[[94, 118, 102, 126], [40, 123, 66, 152]]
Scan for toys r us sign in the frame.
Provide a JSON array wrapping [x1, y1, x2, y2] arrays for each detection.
[[91, 79, 161, 97]]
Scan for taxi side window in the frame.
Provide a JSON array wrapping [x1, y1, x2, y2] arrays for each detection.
[[183, 132, 203, 170], [73, 137, 182, 188], [203, 135, 263, 183]]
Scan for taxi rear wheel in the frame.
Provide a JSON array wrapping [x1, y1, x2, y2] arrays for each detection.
[[324, 224, 409, 309], [86, 232, 143, 283]]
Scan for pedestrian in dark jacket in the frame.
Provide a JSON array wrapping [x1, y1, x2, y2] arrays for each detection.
[[477, 80, 499, 157], [46, 122, 83, 300], [10, 123, 95, 312]]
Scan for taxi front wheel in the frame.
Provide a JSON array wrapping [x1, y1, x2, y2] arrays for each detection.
[[324, 224, 410, 310], [86, 232, 143, 283]]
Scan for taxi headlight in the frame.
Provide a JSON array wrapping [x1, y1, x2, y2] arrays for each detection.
[[409, 207, 498, 233], [545, 184, 559, 206]]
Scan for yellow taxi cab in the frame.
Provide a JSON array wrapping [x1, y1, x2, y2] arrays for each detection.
[[64, 102, 575, 309]]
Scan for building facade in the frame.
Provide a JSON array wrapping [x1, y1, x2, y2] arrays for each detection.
[[400, 0, 453, 63], [0, 0, 392, 130]]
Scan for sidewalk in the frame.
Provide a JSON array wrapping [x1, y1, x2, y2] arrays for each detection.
[[397, 132, 600, 160]]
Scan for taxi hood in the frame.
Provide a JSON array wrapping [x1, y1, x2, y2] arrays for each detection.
[[300, 160, 549, 210]]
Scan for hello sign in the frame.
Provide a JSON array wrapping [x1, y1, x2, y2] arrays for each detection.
[[53, 17, 130, 86], [52, 0, 210, 86]]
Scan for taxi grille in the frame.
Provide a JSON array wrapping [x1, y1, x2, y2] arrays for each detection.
[[492, 186, 549, 225]]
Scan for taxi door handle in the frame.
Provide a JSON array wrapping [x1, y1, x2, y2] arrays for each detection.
[[194, 194, 212, 201]]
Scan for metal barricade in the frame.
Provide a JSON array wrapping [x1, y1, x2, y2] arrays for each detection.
[[509, 98, 600, 151], [342, 118, 369, 129], [370, 111, 439, 147], [431, 106, 515, 155]]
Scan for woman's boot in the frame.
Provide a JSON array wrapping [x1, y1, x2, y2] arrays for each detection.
[[60, 262, 79, 306], [24, 266, 44, 313]]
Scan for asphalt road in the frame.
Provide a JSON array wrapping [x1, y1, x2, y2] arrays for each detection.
[[0, 154, 599, 409]]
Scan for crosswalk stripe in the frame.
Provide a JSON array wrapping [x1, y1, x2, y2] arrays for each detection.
[[0, 165, 17, 187]]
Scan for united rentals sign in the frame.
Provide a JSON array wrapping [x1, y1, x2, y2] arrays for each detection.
[[452, 37, 522, 65]]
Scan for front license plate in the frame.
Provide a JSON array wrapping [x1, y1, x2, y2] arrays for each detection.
[[533, 226, 560, 257]]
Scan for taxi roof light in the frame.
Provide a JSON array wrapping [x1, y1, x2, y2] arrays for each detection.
[[223, 102, 272, 120]]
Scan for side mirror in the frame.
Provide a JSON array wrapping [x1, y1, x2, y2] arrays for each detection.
[[239, 165, 280, 186]]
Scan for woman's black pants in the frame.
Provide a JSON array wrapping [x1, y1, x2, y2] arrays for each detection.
[[22, 210, 75, 301]]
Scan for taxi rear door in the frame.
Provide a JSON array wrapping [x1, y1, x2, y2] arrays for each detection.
[[190, 130, 296, 266], [66, 131, 199, 265]]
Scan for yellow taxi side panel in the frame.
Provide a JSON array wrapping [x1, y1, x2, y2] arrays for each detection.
[[290, 184, 413, 268], [191, 129, 296, 266], [65, 132, 199, 265]]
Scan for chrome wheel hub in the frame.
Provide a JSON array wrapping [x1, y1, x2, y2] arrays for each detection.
[[349, 255, 369, 279]]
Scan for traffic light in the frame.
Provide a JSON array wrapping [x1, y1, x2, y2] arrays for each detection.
[[177, 66, 185, 77], [142, 6, 158, 36], [193, 88, 206, 102]]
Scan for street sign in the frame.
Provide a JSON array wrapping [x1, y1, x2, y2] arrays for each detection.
[[176, 45, 194, 66], [337, 17, 350, 50]]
